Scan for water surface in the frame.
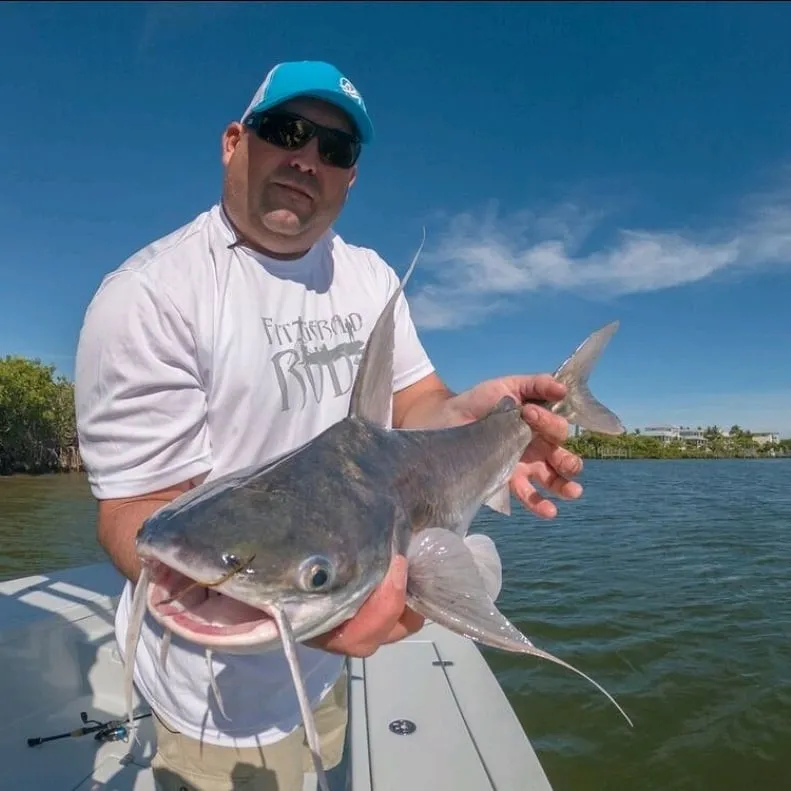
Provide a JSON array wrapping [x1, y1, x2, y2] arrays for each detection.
[[1, 460, 789, 791], [0, 473, 102, 578]]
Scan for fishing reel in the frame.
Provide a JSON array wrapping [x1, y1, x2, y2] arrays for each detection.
[[87, 713, 132, 744], [26, 710, 150, 748]]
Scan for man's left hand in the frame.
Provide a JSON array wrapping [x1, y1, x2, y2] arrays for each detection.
[[440, 374, 583, 519]]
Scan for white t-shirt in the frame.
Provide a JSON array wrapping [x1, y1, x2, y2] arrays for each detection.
[[74, 203, 435, 748]]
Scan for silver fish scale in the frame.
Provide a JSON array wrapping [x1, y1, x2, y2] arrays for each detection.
[[389, 405, 532, 533]]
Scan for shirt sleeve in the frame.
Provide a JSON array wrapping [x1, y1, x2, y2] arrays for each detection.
[[377, 254, 436, 392], [74, 268, 213, 500]]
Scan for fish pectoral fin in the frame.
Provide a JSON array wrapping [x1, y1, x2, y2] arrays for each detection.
[[347, 230, 426, 428], [405, 531, 502, 630], [463, 533, 503, 601], [483, 484, 511, 516], [406, 527, 524, 641], [405, 528, 634, 728]]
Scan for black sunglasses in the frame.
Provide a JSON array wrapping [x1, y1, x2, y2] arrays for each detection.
[[243, 110, 362, 169]]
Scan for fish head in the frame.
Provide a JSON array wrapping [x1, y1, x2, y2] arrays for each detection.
[[135, 467, 394, 653]]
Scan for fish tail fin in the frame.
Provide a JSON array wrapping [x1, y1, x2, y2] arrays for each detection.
[[547, 320, 624, 435]]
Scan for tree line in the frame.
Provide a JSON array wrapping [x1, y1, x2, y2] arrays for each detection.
[[0, 356, 81, 474], [565, 425, 791, 460], [2, 355, 789, 474]]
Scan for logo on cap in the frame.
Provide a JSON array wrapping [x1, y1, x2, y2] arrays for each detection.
[[339, 77, 363, 107]]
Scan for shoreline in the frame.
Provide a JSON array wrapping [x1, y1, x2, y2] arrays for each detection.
[[1, 455, 789, 480], [0, 467, 86, 479], [581, 454, 790, 461]]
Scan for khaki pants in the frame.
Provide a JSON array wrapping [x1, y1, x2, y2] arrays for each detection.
[[151, 670, 348, 791]]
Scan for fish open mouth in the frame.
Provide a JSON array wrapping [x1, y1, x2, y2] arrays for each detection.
[[145, 561, 279, 646]]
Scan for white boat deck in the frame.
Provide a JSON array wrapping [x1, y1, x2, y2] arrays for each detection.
[[0, 563, 554, 791]]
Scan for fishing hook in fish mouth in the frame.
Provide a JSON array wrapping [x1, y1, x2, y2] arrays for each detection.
[[158, 554, 256, 606]]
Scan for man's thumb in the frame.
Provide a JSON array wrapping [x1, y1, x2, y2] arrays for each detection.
[[386, 553, 408, 596]]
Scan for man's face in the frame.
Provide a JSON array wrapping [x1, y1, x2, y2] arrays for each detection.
[[222, 97, 359, 257]]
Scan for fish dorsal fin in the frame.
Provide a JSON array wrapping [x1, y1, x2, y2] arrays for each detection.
[[347, 230, 425, 427]]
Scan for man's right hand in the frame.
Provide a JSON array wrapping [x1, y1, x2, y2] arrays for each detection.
[[307, 554, 424, 658]]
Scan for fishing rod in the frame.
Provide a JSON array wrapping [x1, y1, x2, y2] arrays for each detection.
[[26, 710, 151, 748]]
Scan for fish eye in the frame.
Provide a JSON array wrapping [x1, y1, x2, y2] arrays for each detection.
[[296, 556, 335, 592]]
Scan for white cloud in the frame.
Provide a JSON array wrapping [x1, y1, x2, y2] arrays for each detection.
[[410, 186, 791, 330]]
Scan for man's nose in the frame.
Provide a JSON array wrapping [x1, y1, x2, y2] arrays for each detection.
[[287, 138, 321, 174]]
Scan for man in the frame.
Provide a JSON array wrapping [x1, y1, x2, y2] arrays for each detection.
[[74, 60, 584, 791]]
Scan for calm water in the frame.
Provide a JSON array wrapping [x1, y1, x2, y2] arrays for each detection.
[[1, 460, 790, 790]]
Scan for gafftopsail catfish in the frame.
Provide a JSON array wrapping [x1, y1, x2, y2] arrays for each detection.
[[124, 238, 630, 791]]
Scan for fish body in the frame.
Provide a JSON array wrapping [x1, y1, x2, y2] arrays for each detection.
[[125, 239, 630, 789], [136, 394, 533, 649]]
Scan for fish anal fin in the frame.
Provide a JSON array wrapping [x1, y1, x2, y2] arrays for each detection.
[[483, 484, 511, 516]]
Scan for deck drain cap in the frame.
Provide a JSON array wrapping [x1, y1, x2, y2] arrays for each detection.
[[389, 718, 417, 735]]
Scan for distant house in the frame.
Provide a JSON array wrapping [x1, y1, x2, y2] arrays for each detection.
[[678, 427, 706, 447], [642, 425, 705, 446], [643, 425, 680, 444], [751, 431, 780, 446], [641, 425, 779, 448]]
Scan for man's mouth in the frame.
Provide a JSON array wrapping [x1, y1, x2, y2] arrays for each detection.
[[272, 181, 315, 201]]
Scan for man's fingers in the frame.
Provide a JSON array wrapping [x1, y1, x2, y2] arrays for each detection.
[[514, 461, 582, 501], [510, 477, 558, 519], [523, 435, 584, 478], [381, 607, 426, 645], [522, 404, 570, 447], [401, 606, 425, 634], [510, 453, 586, 519], [346, 553, 407, 628], [372, 553, 408, 602], [509, 373, 567, 404], [549, 474, 582, 500]]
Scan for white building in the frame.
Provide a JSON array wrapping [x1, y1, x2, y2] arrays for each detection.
[[642, 425, 687, 444], [678, 427, 706, 447], [643, 425, 705, 447], [751, 431, 780, 446], [641, 425, 779, 447]]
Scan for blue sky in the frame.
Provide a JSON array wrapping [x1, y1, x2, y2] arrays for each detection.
[[2, 2, 790, 435]]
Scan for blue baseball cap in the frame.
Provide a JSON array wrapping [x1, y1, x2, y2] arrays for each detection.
[[241, 61, 374, 144]]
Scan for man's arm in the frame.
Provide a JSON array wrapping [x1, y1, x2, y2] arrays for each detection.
[[96, 473, 207, 584], [392, 371, 453, 429], [75, 270, 213, 582]]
